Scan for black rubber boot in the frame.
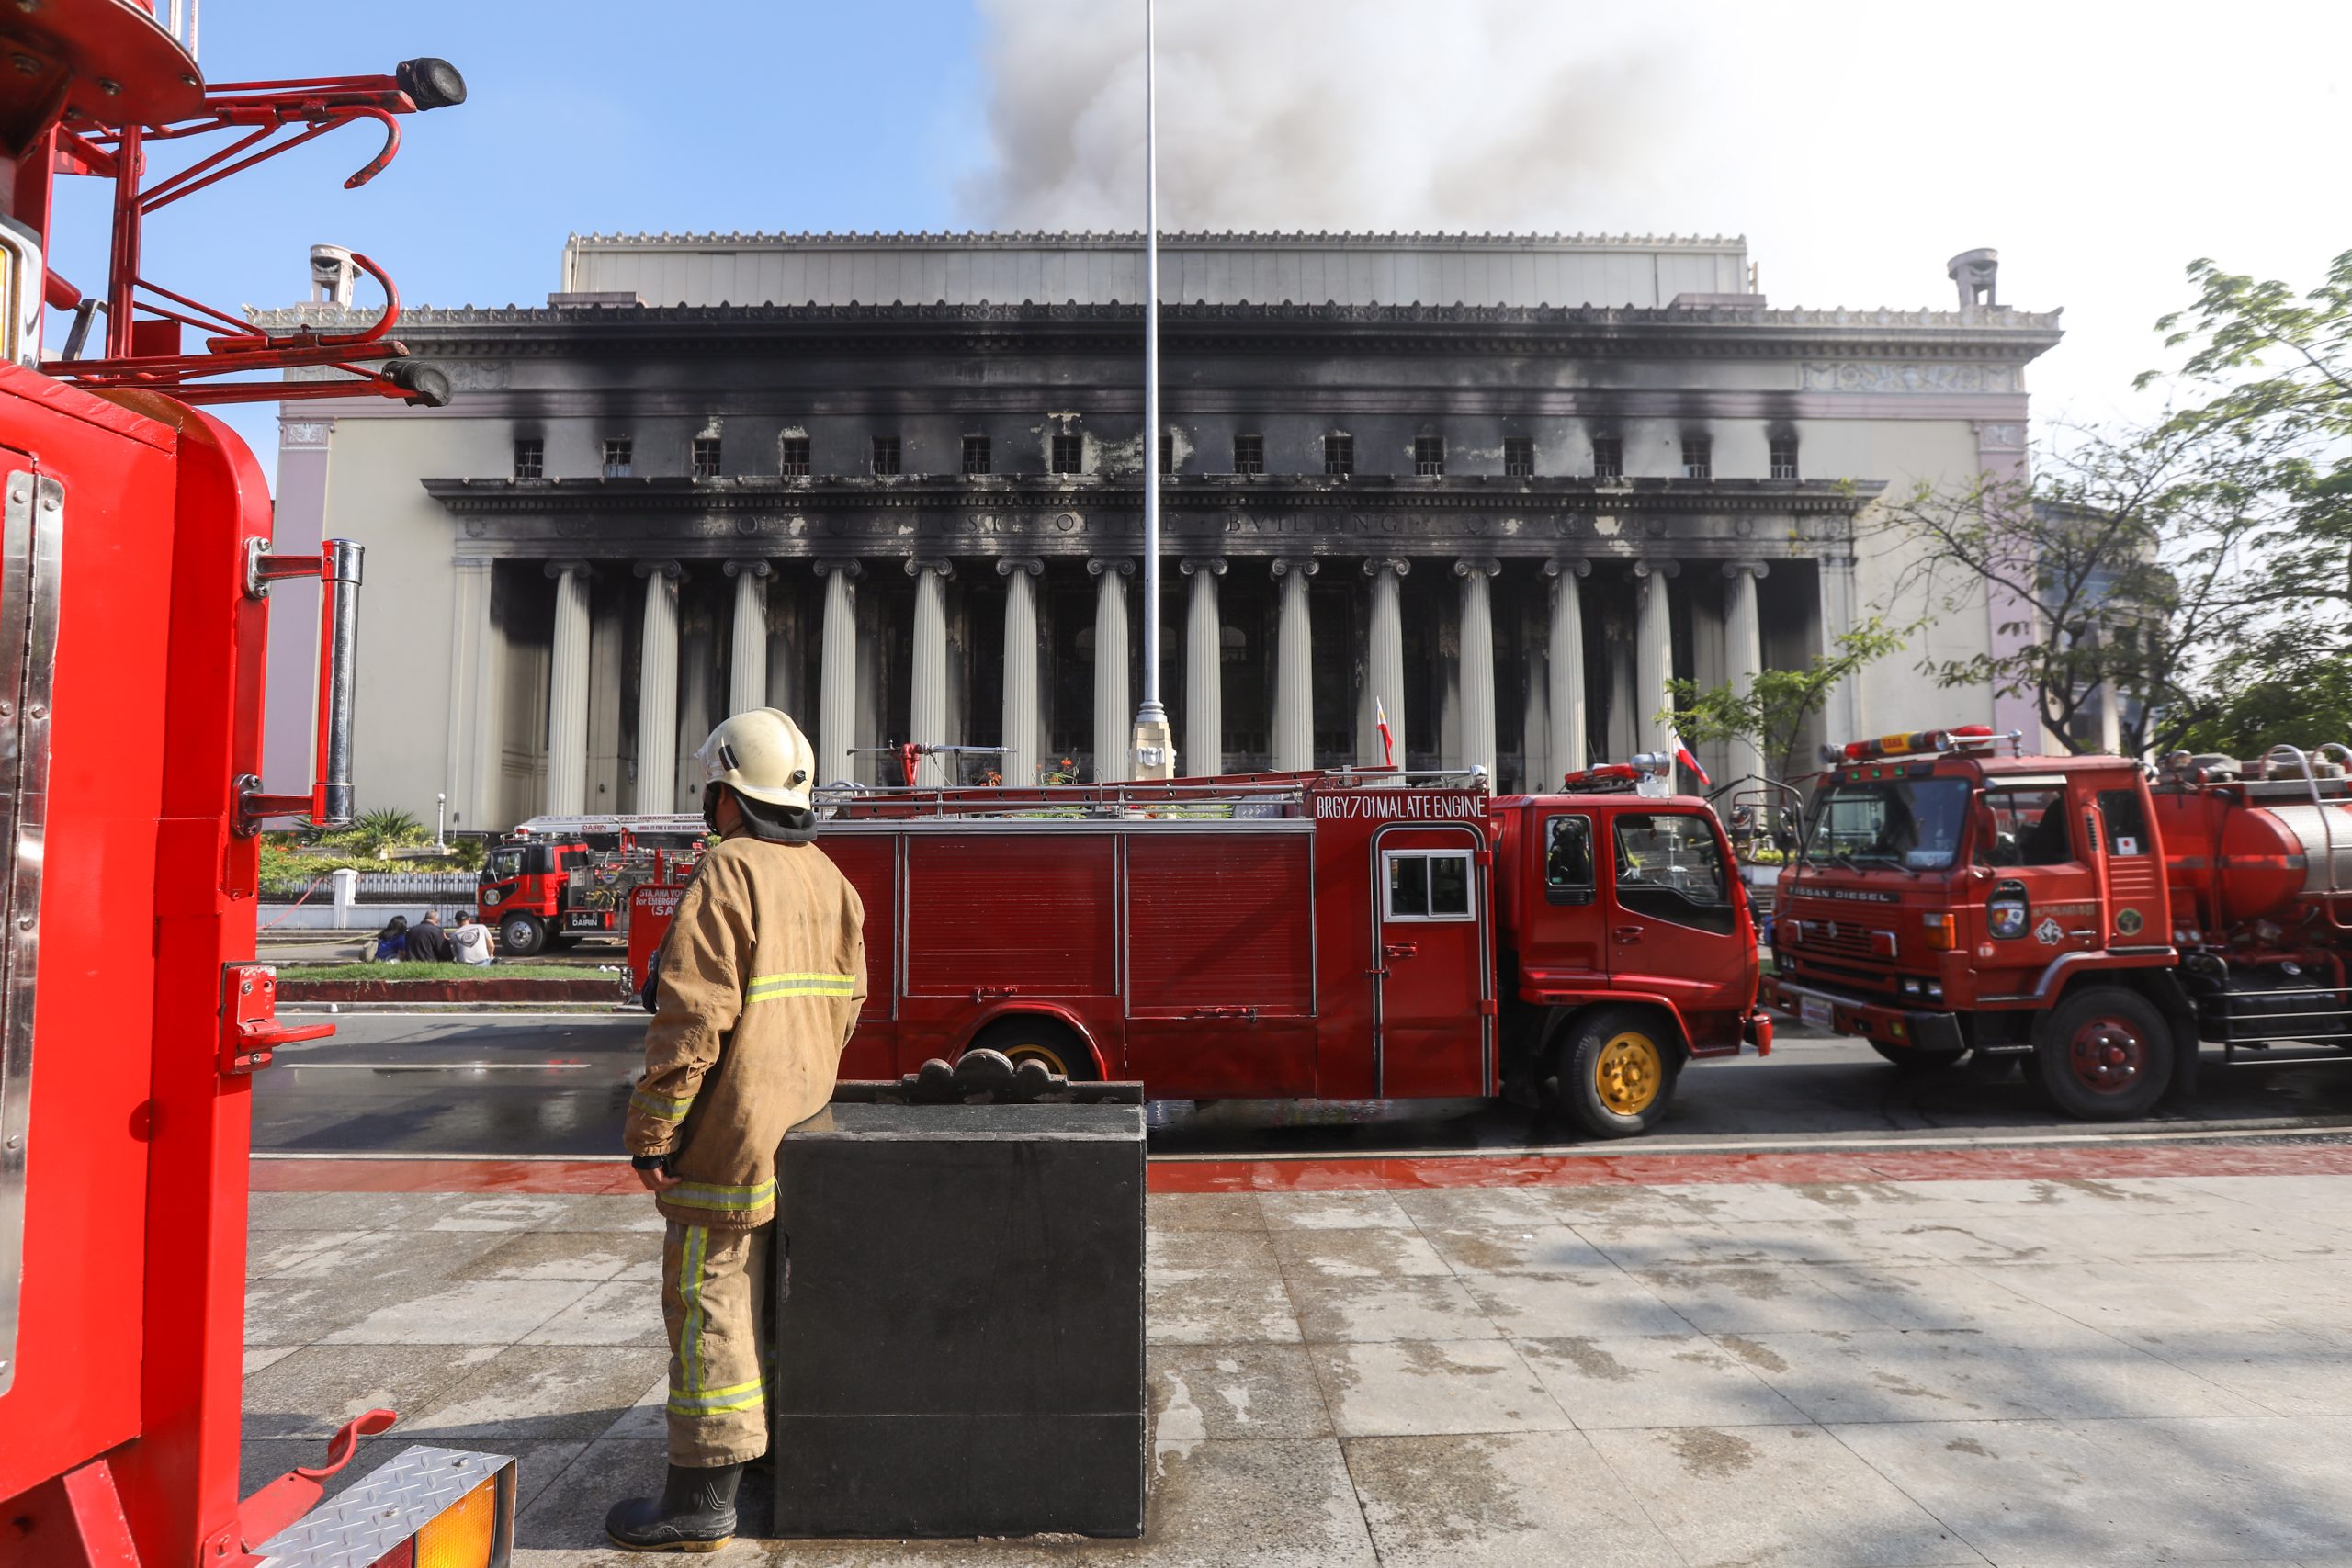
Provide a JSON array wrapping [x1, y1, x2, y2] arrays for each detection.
[[604, 1461, 743, 1553]]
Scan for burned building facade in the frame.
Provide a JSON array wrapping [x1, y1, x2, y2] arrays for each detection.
[[266, 231, 2062, 829]]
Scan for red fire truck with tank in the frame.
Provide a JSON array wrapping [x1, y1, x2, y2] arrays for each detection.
[[1763, 727, 2352, 1119], [476, 811, 704, 955], [0, 6, 511, 1564], [630, 760, 1772, 1139]]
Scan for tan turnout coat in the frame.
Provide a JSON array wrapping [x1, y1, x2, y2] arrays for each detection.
[[624, 834, 867, 1230]]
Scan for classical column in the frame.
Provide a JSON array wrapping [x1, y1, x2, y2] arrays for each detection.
[[1000, 558, 1043, 786], [1454, 558, 1499, 783], [1090, 558, 1133, 783], [815, 560, 861, 785], [446, 556, 497, 830], [907, 558, 953, 785], [1544, 558, 1590, 783], [1634, 559, 1678, 756], [1818, 551, 1861, 744], [543, 560, 594, 815], [1363, 558, 1409, 767], [1723, 562, 1769, 784], [1271, 558, 1317, 772], [1182, 558, 1225, 776], [632, 560, 684, 813], [724, 559, 771, 716]]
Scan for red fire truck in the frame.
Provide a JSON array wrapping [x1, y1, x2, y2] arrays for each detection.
[[1762, 728, 2352, 1120], [0, 7, 508, 1565], [476, 812, 705, 955], [630, 763, 1771, 1138]]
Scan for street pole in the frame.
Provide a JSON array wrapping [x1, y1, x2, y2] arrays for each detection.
[[1129, 0, 1175, 779], [435, 791, 447, 850]]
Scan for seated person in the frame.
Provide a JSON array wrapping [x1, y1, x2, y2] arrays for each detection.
[[450, 913, 495, 966]]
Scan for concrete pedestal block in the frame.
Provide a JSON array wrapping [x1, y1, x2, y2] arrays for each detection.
[[770, 1093, 1146, 1538]]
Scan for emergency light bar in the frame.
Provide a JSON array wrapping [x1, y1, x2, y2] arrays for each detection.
[[1559, 754, 1672, 795], [1820, 726, 2014, 766]]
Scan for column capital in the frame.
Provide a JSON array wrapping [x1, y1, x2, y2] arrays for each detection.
[[1087, 557, 1135, 579], [1362, 558, 1411, 579], [1180, 557, 1227, 578], [1633, 558, 1680, 581], [904, 557, 955, 581], [1270, 558, 1319, 580], [1542, 558, 1593, 580], [543, 558, 596, 581], [723, 558, 774, 580], [1722, 560, 1771, 581], [813, 558, 863, 581], [996, 556, 1045, 578], [632, 558, 684, 581], [1453, 558, 1501, 580]]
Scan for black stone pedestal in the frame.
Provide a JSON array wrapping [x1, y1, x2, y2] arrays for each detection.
[[769, 1092, 1146, 1538]]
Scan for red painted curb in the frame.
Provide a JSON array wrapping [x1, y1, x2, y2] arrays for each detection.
[[275, 976, 621, 1003], [251, 1141, 2352, 1196]]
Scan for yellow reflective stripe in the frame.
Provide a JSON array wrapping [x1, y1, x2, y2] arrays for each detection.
[[748, 972, 859, 985], [678, 1224, 708, 1397], [667, 1373, 765, 1413], [744, 970, 857, 1004], [667, 1387, 765, 1416], [629, 1088, 692, 1122], [664, 1179, 778, 1212]]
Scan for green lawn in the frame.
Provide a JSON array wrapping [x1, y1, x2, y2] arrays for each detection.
[[281, 962, 606, 983]]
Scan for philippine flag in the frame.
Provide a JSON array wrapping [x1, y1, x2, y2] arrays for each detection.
[[1672, 736, 1712, 790], [1374, 697, 1396, 770]]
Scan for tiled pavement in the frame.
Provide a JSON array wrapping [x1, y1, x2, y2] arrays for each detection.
[[247, 1169, 2352, 1566]]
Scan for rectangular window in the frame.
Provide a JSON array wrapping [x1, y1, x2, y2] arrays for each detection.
[[600, 437, 632, 479], [1591, 436, 1623, 479], [1157, 434, 1175, 474], [1503, 437, 1535, 478], [1414, 436, 1445, 476], [1980, 785, 2075, 866], [1682, 437, 1712, 480], [1611, 812, 1732, 934], [691, 436, 722, 479], [2097, 788, 2151, 857], [1323, 434, 1353, 476], [1770, 436, 1800, 480], [962, 434, 991, 475], [1232, 434, 1264, 475], [513, 437, 543, 480], [1544, 816, 1595, 906], [871, 435, 901, 476], [1051, 434, 1083, 474], [1384, 849, 1476, 921], [778, 436, 810, 477]]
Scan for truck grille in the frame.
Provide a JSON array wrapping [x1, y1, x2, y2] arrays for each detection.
[[1787, 918, 1894, 962]]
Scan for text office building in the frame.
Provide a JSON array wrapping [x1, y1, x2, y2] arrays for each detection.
[[265, 231, 2060, 830]]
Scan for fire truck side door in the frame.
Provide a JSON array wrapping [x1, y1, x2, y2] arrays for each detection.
[[1371, 826, 1491, 1098], [1975, 780, 2098, 976], [1601, 808, 1740, 1016]]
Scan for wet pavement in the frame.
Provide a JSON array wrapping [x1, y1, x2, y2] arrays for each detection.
[[248, 1149, 2352, 1566], [253, 1012, 2352, 1161]]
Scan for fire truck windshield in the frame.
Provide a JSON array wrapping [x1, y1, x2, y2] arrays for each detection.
[[1801, 778, 1971, 871], [483, 847, 524, 883]]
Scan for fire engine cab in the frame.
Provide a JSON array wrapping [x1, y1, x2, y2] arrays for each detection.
[[632, 763, 1770, 1139], [1764, 727, 2352, 1120], [476, 812, 704, 955]]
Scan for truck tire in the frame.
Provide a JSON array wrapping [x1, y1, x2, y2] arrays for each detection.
[[968, 1017, 1100, 1081], [1544, 1007, 1680, 1140], [499, 912, 548, 957], [1870, 1041, 1965, 1072], [2030, 987, 2173, 1121]]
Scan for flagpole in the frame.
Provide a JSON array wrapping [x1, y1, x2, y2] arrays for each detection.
[[1129, 0, 1175, 779]]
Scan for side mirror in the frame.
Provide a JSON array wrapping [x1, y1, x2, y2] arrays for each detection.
[[1770, 807, 1799, 854]]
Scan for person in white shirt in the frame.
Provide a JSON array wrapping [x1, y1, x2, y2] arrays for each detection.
[[450, 913, 495, 965]]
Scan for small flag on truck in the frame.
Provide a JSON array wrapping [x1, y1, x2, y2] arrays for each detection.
[[1374, 697, 1396, 770]]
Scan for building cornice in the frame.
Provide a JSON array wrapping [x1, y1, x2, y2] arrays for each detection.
[[563, 228, 1750, 253]]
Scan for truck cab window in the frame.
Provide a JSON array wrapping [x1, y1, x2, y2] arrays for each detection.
[[1980, 786, 2072, 867], [1544, 815, 1594, 904], [1800, 777, 1969, 870], [1385, 850, 1475, 921], [2097, 788, 2150, 855], [484, 847, 523, 882], [1612, 813, 1733, 934]]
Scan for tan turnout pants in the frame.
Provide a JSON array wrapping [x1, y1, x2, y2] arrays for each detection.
[[661, 1221, 775, 1466]]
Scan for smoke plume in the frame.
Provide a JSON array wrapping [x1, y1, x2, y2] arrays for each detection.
[[961, 0, 1695, 234]]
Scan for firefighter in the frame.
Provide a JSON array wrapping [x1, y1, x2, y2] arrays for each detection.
[[605, 707, 867, 1552]]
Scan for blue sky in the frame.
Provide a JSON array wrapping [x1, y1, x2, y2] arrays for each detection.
[[49, 1, 987, 460]]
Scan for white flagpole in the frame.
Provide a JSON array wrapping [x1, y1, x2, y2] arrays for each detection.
[[1130, 0, 1174, 778]]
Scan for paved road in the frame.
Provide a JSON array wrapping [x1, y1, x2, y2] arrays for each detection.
[[251, 1011, 2352, 1159]]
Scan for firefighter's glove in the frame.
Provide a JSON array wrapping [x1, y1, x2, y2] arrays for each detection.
[[630, 1152, 680, 1192]]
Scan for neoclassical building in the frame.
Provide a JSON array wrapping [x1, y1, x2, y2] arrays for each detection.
[[262, 231, 2061, 832]]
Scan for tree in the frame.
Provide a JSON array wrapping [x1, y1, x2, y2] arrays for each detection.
[[2174, 630, 2352, 761], [1661, 616, 1906, 784]]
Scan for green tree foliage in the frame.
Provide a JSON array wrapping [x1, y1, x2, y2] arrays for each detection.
[[2175, 632, 2352, 760], [1661, 617, 1907, 783]]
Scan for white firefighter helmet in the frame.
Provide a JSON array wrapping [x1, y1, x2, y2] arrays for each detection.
[[694, 708, 818, 812]]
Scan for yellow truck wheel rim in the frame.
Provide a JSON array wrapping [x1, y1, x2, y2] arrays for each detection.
[[998, 1039, 1069, 1075], [1594, 1031, 1662, 1116]]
